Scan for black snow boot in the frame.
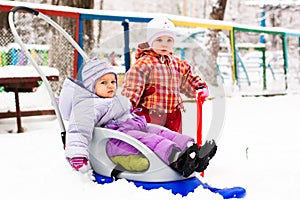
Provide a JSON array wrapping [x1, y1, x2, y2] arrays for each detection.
[[170, 143, 199, 177], [195, 140, 218, 173]]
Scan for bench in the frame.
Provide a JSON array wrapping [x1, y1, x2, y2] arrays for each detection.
[[0, 65, 59, 133]]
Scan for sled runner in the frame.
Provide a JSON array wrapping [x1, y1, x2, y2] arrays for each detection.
[[8, 6, 246, 198]]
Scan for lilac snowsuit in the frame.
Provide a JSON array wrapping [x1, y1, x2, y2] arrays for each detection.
[[59, 77, 194, 165]]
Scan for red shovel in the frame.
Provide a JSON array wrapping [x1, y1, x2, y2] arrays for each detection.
[[197, 91, 206, 177]]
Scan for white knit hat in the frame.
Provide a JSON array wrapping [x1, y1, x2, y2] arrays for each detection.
[[147, 17, 175, 47], [81, 57, 118, 93]]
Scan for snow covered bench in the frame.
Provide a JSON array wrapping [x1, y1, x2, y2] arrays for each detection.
[[0, 65, 59, 133]]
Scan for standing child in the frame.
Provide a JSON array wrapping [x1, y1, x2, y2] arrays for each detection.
[[59, 58, 216, 177], [121, 17, 209, 133]]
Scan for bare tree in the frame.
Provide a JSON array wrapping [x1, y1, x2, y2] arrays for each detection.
[[0, 11, 9, 30], [96, 0, 104, 45], [51, 0, 95, 52], [49, 0, 95, 93], [0, 11, 12, 46], [203, 0, 227, 87]]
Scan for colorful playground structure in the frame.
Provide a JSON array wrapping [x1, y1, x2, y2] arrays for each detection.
[[0, 0, 299, 94], [0, 43, 49, 67]]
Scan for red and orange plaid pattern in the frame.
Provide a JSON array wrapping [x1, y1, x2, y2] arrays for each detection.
[[122, 49, 207, 113]]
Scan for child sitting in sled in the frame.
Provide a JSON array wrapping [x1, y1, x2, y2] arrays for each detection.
[[59, 58, 217, 177]]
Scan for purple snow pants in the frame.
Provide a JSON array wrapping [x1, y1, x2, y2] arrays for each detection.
[[105, 116, 194, 165]]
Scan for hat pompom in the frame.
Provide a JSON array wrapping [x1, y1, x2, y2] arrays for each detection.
[[147, 17, 175, 47]]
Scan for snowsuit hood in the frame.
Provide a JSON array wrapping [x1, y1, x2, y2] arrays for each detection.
[[135, 48, 173, 64]]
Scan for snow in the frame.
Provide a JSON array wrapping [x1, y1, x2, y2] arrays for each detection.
[[0, 65, 59, 78], [1, 1, 300, 199], [1, 84, 300, 200], [244, 0, 300, 7]]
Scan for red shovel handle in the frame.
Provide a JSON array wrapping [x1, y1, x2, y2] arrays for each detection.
[[197, 92, 205, 177], [197, 92, 205, 147]]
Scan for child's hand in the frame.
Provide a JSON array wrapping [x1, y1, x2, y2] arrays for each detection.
[[196, 87, 209, 101], [69, 157, 91, 173], [142, 86, 156, 97]]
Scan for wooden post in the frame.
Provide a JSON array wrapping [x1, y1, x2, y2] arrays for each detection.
[[14, 88, 24, 133]]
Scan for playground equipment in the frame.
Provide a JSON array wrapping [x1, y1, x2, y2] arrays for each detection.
[[0, 43, 49, 67], [1, 0, 300, 94]]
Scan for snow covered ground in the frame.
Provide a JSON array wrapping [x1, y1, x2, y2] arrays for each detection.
[[1, 85, 300, 200]]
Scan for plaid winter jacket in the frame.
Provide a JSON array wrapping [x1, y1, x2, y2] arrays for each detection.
[[121, 49, 207, 113]]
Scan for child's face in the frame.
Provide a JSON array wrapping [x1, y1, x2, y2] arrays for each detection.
[[151, 35, 174, 55], [94, 73, 117, 98]]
